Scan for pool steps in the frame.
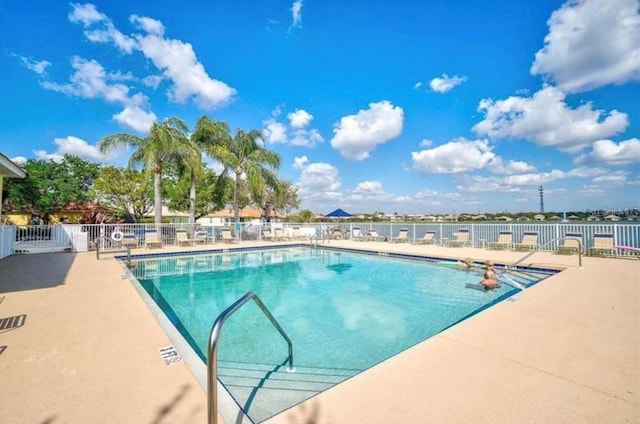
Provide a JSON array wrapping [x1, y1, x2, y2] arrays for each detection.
[[218, 360, 359, 423]]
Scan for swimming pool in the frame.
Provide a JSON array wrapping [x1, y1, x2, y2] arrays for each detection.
[[127, 247, 551, 423]]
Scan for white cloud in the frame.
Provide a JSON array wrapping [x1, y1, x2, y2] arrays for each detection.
[[353, 180, 385, 195], [531, 0, 640, 93], [69, 4, 235, 109], [473, 86, 628, 153], [415, 188, 438, 199], [290, 128, 324, 147], [263, 108, 323, 147], [30, 135, 113, 163], [291, 1, 303, 28], [488, 157, 537, 175], [574, 138, 640, 165], [591, 171, 629, 185], [293, 155, 309, 170], [429, 74, 467, 93], [263, 119, 288, 144], [69, 3, 136, 53], [131, 16, 236, 109], [142, 74, 163, 89], [419, 139, 433, 147], [19, 57, 51, 75], [52, 136, 107, 161], [288, 109, 313, 128], [414, 82, 423, 90], [113, 104, 157, 133], [295, 162, 342, 202], [331, 100, 403, 160], [39, 56, 156, 133], [411, 138, 495, 174]]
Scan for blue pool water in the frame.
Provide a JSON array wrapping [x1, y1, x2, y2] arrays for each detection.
[[127, 247, 549, 422]]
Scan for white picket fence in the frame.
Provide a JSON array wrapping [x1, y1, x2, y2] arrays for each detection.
[[0, 222, 638, 260]]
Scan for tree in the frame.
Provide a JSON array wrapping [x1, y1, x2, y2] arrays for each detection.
[[98, 117, 190, 225], [290, 209, 315, 223], [254, 179, 300, 221], [3, 155, 99, 224], [164, 167, 234, 219], [202, 128, 281, 224], [90, 166, 153, 222]]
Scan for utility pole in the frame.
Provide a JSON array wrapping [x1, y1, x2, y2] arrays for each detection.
[[539, 186, 544, 214]]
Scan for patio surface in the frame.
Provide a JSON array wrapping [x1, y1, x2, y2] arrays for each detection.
[[0, 240, 638, 424]]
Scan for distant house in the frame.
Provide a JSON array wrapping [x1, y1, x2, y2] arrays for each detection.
[[548, 215, 562, 221], [586, 215, 600, 221], [604, 214, 621, 221], [568, 215, 580, 220], [495, 215, 513, 221], [516, 216, 530, 221], [534, 214, 545, 221]]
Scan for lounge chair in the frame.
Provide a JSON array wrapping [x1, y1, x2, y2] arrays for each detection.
[[447, 229, 470, 247], [488, 231, 513, 250], [274, 228, 288, 241], [330, 228, 343, 240], [194, 230, 210, 245], [262, 229, 276, 241], [514, 232, 538, 251], [414, 231, 436, 245], [556, 232, 583, 254], [175, 229, 195, 246], [120, 233, 138, 249], [351, 227, 366, 241], [220, 228, 238, 244], [391, 228, 410, 243], [589, 233, 615, 256], [366, 229, 385, 241], [144, 231, 163, 248], [291, 226, 305, 241]]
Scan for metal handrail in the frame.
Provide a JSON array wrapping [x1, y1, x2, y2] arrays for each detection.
[[504, 236, 583, 271], [207, 291, 294, 424], [95, 235, 130, 261]]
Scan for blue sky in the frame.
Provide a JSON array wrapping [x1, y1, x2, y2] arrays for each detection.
[[1, 0, 639, 215]]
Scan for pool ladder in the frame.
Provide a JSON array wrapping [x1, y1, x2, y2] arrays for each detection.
[[505, 236, 583, 270], [207, 291, 294, 424]]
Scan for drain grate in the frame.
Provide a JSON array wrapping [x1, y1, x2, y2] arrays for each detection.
[[0, 314, 26, 332]]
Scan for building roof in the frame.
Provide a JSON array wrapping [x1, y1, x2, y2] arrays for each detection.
[[0, 152, 26, 178]]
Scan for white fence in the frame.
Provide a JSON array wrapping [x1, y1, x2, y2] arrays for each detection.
[[1, 222, 639, 259]]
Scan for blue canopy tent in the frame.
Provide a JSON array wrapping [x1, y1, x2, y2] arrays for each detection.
[[325, 208, 351, 218]]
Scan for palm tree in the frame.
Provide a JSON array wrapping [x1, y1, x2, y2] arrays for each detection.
[[97, 117, 190, 225], [196, 124, 281, 225]]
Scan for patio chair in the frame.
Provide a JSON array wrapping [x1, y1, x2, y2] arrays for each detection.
[[194, 230, 210, 245], [367, 229, 385, 242], [488, 231, 513, 250], [144, 231, 163, 248], [447, 229, 470, 247], [351, 227, 366, 241], [330, 228, 343, 240], [274, 228, 288, 241], [514, 232, 538, 251], [556, 232, 583, 254], [391, 228, 410, 243], [262, 229, 276, 241], [291, 226, 306, 241], [120, 233, 138, 249], [414, 231, 436, 245], [220, 228, 238, 244], [588, 234, 615, 256], [175, 229, 195, 246]]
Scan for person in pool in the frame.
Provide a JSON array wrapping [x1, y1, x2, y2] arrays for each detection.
[[480, 269, 499, 290]]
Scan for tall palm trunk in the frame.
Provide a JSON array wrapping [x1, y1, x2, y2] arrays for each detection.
[[234, 168, 241, 225], [154, 167, 163, 226], [189, 169, 196, 225]]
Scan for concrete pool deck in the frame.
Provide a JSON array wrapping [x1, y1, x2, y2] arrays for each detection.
[[0, 241, 637, 423]]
